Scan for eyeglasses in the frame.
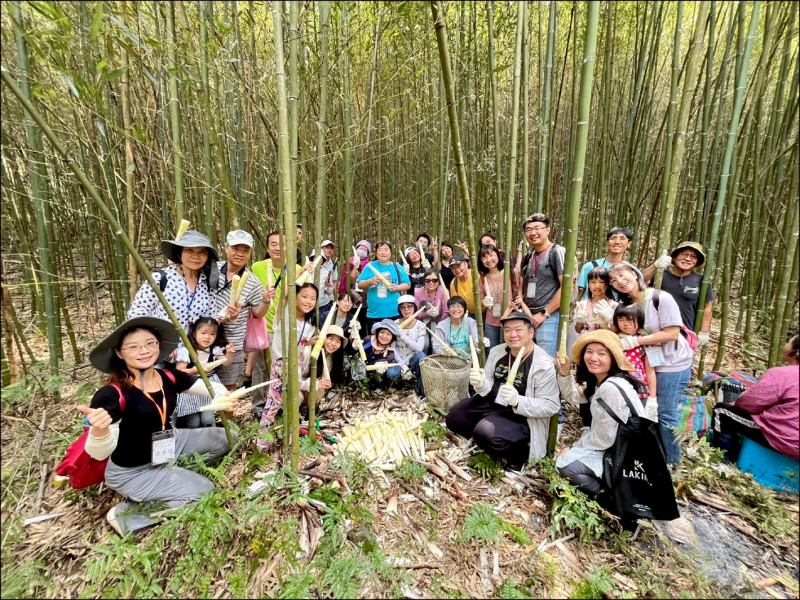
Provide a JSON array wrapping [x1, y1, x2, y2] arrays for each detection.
[[676, 252, 697, 260], [425, 278, 438, 283], [120, 339, 159, 353], [525, 226, 548, 233]]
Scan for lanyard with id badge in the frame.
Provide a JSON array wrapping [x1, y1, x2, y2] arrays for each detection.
[[525, 244, 552, 302], [137, 371, 176, 466]]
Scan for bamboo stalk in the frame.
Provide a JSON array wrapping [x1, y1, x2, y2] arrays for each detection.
[[0, 68, 235, 447]]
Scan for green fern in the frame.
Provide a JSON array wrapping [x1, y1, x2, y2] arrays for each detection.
[[468, 452, 504, 483], [461, 503, 503, 542], [496, 577, 534, 599], [395, 459, 428, 483]]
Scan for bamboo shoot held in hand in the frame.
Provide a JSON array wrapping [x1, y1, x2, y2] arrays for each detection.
[[175, 219, 190, 241], [469, 336, 481, 371], [439, 274, 451, 299], [296, 255, 323, 286], [311, 302, 337, 360], [507, 346, 526, 385], [367, 263, 393, 288], [419, 243, 431, 269], [399, 306, 425, 329]]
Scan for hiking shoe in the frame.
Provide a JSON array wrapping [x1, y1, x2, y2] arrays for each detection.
[[106, 504, 125, 536], [236, 374, 252, 389]]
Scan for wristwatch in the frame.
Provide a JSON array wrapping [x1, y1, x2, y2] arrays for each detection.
[[543, 309, 550, 319]]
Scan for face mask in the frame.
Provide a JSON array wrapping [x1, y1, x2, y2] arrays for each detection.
[[357, 249, 368, 259]]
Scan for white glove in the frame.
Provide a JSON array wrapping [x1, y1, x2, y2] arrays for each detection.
[[469, 367, 485, 389], [654, 251, 673, 271], [620, 335, 641, 351], [482, 296, 494, 308], [497, 384, 519, 408], [482, 337, 491, 348], [442, 346, 458, 358], [349, 320, 361, 333], [697, 332, 709, 347], [401, 365, 413, 380], [428, 306, 440, 318], [398, 328, 408, 339], [403, 265, 410, 275], [594, 299, 616, 325], [211, 381, 229, 397], [573, 307, 590, 324], [645, 397, 659, 422], [374, 362, 389, 375], [351, 338, 363, 352]]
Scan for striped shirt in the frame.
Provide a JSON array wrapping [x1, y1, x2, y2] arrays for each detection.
[[213, 262, 264, 347]]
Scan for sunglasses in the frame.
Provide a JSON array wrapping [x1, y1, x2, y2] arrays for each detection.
[[425, 278, 438, 283]]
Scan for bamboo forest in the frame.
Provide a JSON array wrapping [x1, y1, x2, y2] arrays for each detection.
[[1, 1, 798, 598]]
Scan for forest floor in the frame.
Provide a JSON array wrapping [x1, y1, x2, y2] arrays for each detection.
[[1, 298, 798, 599]]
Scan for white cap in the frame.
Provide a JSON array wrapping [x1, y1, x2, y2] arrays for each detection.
[[397, 294, 417, 307], [322, 239, 335, 247], [226, 230, 254, 248]]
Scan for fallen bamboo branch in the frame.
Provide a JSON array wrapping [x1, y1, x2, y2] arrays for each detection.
[[438, 454, 472, 481], [398, 480, 438, 513]]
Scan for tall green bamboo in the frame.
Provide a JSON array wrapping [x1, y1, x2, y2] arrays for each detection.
[[655, 2, 710, 288], [697, 1, 760, 336], [431, 0, 484, 353], [502, 1, 525, 321], [165, 2, 184, 223], [654, 1, 684, 266], [487, 0, 502, 246], [1, 68, 235, 446], [309, 0, 330, 443], [536, 1, 556, 214], [12, 1, 60, 372], [342, 1, 354, 257], [557, 0, 600, 355], [521, 4, 530, 228], [270, 0, 301, 471], [199, 1, 215, 240]]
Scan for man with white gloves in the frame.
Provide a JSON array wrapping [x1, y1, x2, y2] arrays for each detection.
[[642, 241, 714, 347], [446, 310, 560, 469]]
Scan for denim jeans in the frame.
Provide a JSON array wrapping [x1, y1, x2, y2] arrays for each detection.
[[484, 324, 501, 350], [407, 351, 427, 396], [656, 367, 692, 464], [533, 310, 559, 358]]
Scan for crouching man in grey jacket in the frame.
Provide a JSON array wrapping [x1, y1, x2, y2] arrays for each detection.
[[446, 309, 560, 469]]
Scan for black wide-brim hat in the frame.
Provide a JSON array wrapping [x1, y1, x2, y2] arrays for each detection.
[[89, 317, 180, 373]]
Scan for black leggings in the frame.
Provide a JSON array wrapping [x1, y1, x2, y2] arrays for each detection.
[[557, 460, 604, 496], [446, 394, 530, 469]]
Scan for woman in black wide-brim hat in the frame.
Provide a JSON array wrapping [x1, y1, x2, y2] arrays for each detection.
[[127, 230, 219, 333], [79, 316, 235, 536]]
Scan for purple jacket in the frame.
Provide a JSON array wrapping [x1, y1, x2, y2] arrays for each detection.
[[414, 285, 449, 323]]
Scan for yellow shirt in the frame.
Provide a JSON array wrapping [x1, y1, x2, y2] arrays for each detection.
[[251, 260, 303, 333], [450, 271, 484, 316]]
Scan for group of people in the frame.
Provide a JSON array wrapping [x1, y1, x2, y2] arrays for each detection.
[[76, 215, 797, 538]]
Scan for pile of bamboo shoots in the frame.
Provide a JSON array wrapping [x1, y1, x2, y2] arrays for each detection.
[[335, 410, 427, 469]]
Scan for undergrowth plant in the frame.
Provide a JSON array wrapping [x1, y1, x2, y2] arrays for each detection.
[[396, 459, 428, 483], [461, 503, 532, 546], [467, 452, 505, 483], [536, 458, 611, 544]]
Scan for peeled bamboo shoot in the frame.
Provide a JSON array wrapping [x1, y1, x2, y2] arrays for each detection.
[[367, 263, 393, 288], [399, 306, 425, 329], [507, 346, 526, 385], [175, 219, 190, 241]]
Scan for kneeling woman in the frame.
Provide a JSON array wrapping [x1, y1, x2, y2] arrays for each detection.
[[554, 330, 651, 497], [79, 317, 233, 536], [300, 325, 348, 397]]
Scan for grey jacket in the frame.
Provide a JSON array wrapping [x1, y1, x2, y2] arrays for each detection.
[[473, 344, 560, 460]]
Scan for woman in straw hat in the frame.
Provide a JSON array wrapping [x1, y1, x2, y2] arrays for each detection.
[[79, 317, 234, 536], [553, 330, 650, 498]]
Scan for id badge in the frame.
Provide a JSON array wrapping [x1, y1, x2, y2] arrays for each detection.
[[492, 303, 502, 317], [377, 283, 388, 299], [526, 280, 536, 299], [643, 344, 667, 368], [151, 430, 176, 465]]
